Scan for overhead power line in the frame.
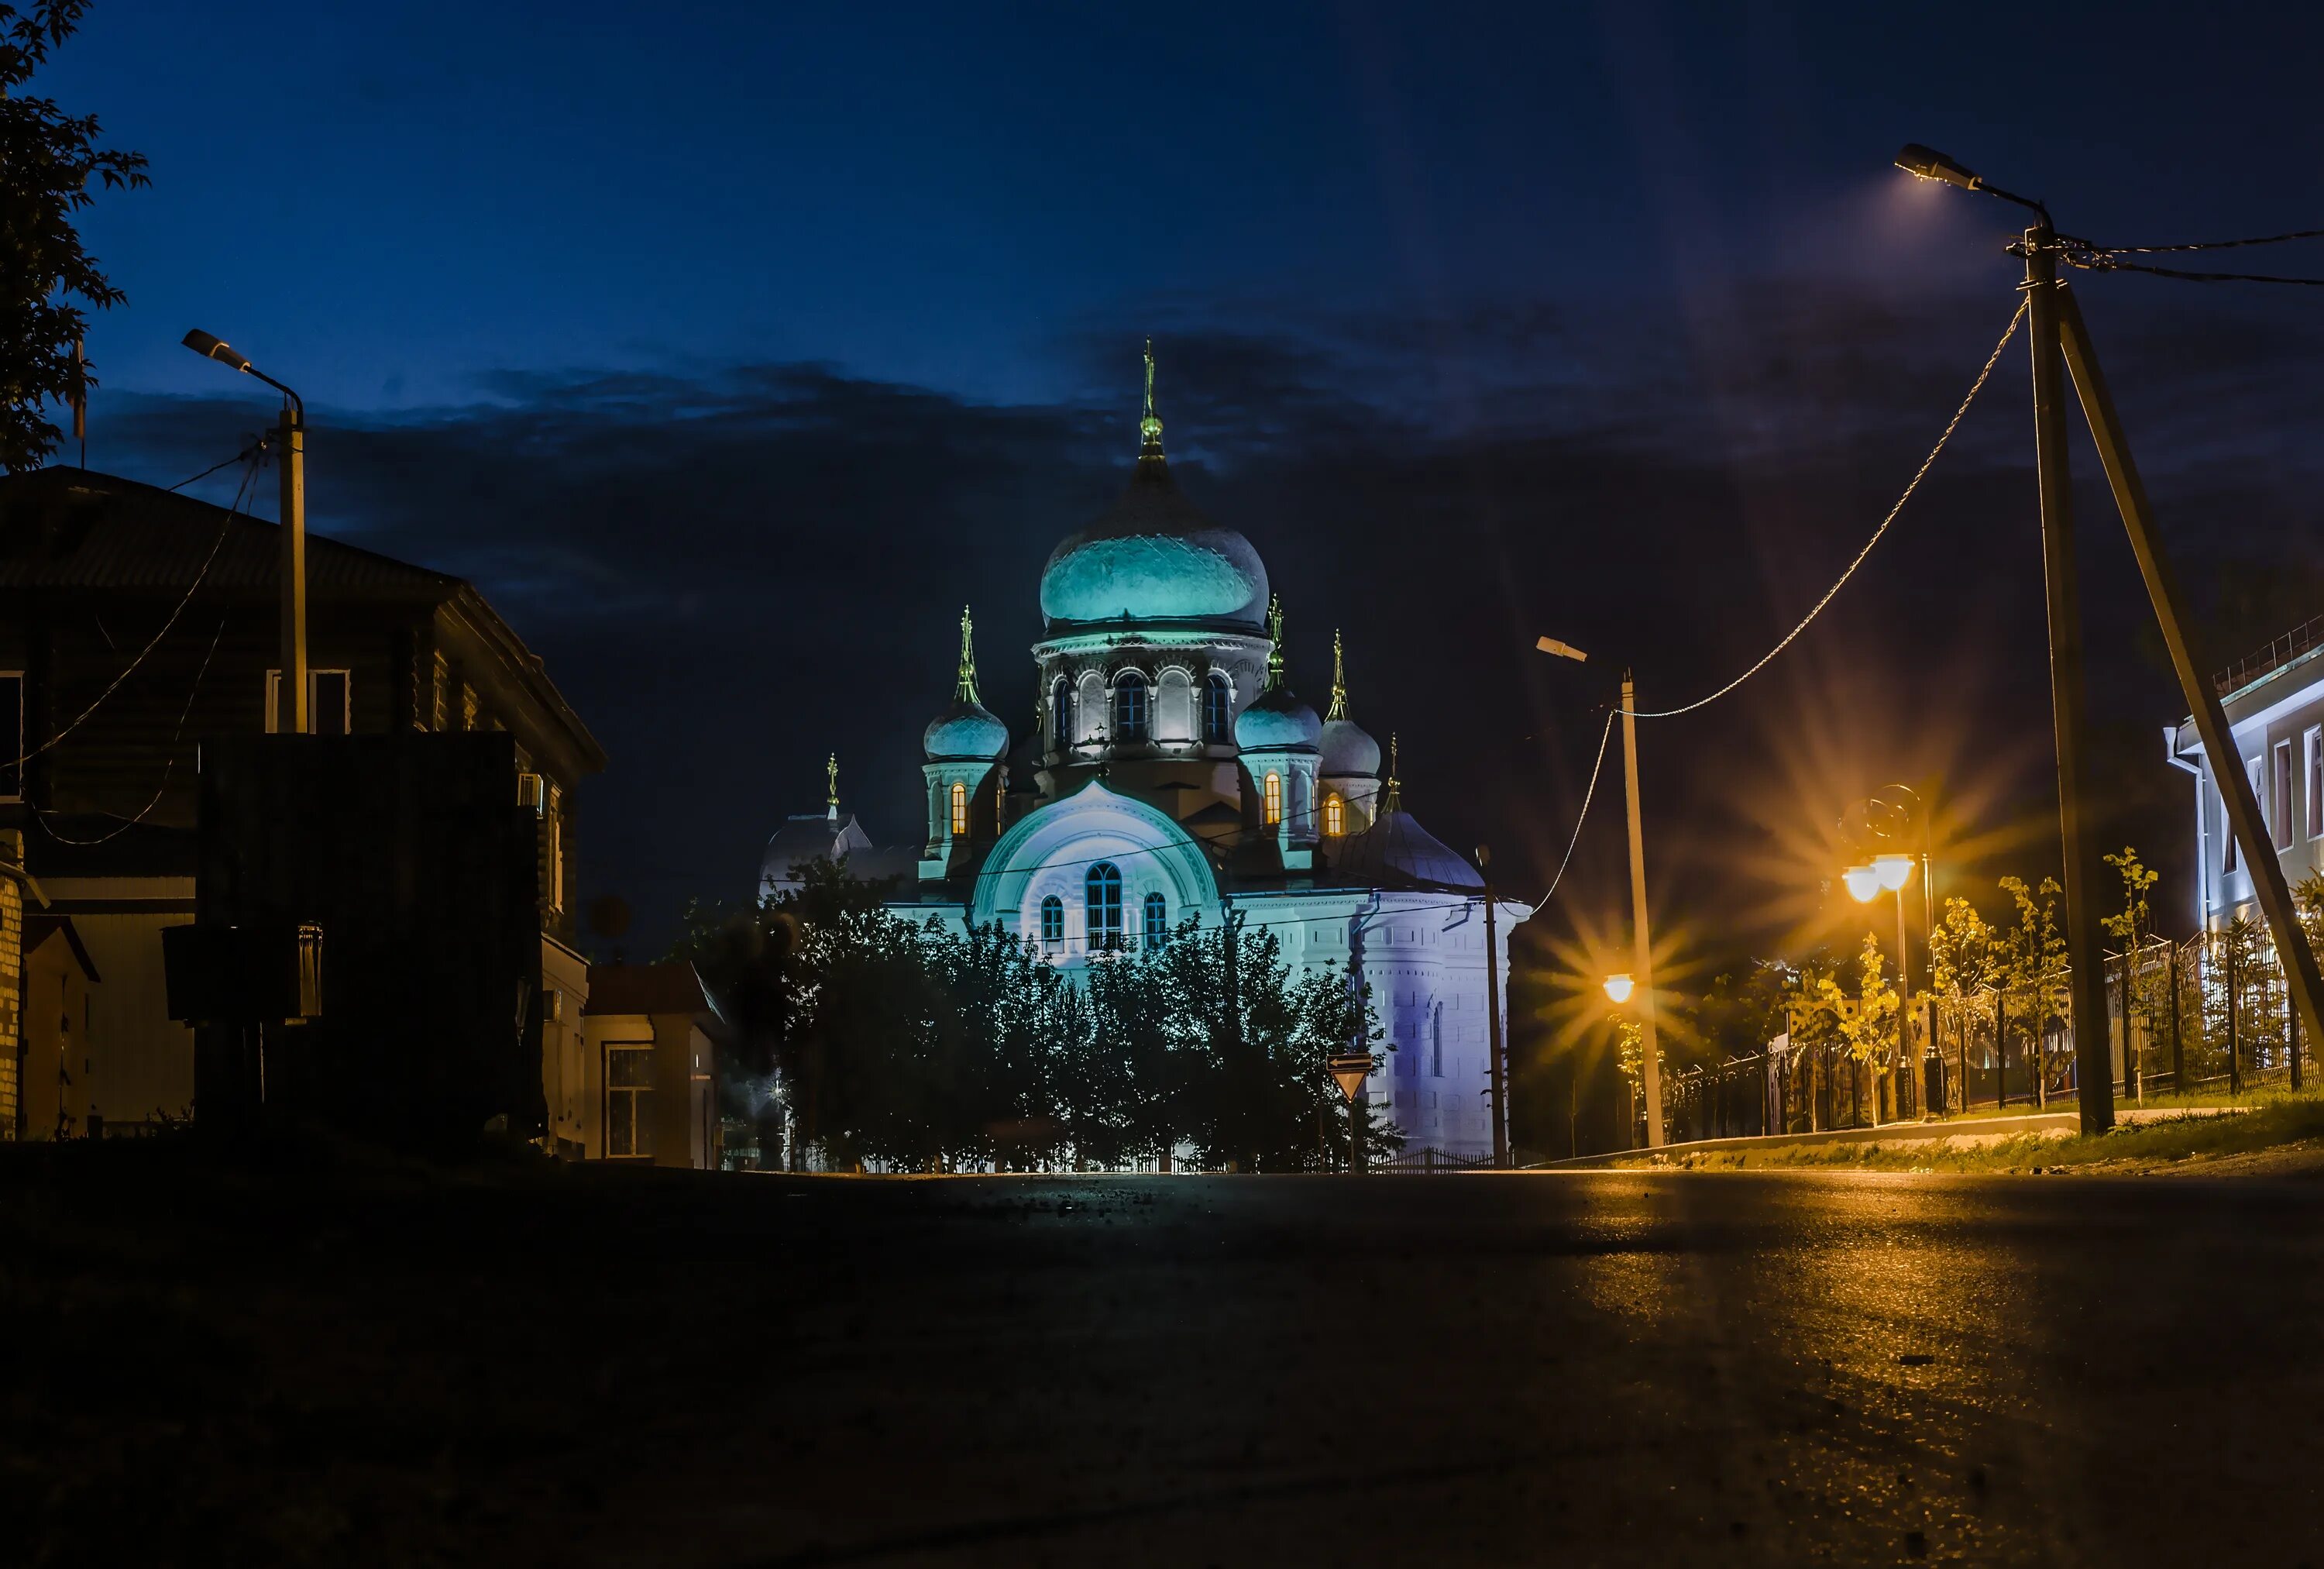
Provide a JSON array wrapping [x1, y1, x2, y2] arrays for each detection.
[[1607, 297, 2029, 721]]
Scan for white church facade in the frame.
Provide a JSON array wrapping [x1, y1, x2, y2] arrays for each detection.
[[761, 352, 1523, 1159]]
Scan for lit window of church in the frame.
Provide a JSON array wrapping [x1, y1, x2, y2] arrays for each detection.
[[1264, 772, 1282, 824], [949, 781, 967, 835], [1324, 793, 1344, 836]]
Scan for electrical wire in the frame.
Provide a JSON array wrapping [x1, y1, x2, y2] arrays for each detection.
[[2062, 252, 2324, 287], [6, 446, 261, 774], [2079, 227, 2324, 255], [35, 619, 226, 847], [1522, 710, 1615, 918], [166, 442, 266, 493], [1617, 297, 2027, 719]]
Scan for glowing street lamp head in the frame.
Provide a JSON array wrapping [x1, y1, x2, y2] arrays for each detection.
[[1894, 143, 1980, 190], [1873, 853, 1915, 893], [1843, 865, 1883, 903], [1603, 972, 1635, 1004]]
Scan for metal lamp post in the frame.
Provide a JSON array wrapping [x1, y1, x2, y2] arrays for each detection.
[[184, 329, 308, 735]]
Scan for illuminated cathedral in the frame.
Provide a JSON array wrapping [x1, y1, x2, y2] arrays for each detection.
[[761, 348, 1522, 1158]]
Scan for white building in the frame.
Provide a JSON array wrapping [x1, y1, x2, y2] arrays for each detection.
[[761, 350, 1523, 1158], [2168, 615, 2324, 928]]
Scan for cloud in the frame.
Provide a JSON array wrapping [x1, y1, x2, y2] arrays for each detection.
[[78, 275, 2324, 953]]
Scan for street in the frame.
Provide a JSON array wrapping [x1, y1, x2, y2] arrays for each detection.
[[15, 1150, 2324, 1565]]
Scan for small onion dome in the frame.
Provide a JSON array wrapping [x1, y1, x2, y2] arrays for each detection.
[[1318, 717, 1381, 778], [1235, 686, 1322, 752], [923, 698, 1009, 762]]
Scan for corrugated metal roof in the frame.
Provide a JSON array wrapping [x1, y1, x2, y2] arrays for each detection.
[[0, 466, 459, 598]]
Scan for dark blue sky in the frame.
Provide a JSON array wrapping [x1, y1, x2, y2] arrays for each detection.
[[42, 0, 2324, 952]]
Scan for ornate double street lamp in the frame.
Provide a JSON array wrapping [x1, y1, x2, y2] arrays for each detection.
[[1841, 786, 1940, 1117]]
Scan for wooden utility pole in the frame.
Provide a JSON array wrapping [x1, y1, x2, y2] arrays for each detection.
[[1479, 848, 1508, 1168]]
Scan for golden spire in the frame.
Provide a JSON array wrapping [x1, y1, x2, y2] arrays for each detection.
[[1264, 594, 1286, 692], [826, 752, 840, 822], [1384, 733, 1401, 814], [1139, 337, 1164, 455], [1326, 628, 1348, 721], [954, 604, 980, 704]]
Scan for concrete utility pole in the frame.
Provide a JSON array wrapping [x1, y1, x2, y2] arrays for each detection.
[[1621, 670, 1665, 1148], [184, 330, 308, 734]]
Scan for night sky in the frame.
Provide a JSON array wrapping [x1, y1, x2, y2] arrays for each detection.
[[43, 0, 2324, 972]]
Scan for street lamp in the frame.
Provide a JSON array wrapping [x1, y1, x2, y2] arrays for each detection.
[[1537, 633, 1665, 1148], [184, 329, 308, 735], [1603, 972, 1635, 1005]]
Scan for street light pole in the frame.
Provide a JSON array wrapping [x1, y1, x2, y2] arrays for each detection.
[[1477, 845, 1508, 1168], [184, 330, 307, 735], [1620, 670, 1666, 1148]]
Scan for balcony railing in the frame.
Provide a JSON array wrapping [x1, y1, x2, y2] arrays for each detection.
[[2215, 613, 2324, 698]]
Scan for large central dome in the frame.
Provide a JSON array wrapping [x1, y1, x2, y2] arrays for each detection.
[[1040, 453, 1270, 631]]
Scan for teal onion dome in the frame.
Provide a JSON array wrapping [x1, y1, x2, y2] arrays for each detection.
[[923, 699, 1009, 762], [1039, 456, 1269, 630], [1236, 686, 1321, 752], [1319, 717, 1381, 778]]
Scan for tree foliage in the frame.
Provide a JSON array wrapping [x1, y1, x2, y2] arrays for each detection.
[[671, 862, 1397, 1172], [1, 2, 147, 471]]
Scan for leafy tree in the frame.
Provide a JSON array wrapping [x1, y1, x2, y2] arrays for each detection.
[[1613, 1019, 1666, 1145], [1928, 895, 1999, 1101], [2101, 846, 2164, 1089], [1, 2, 147, 471], [2000, 875, 2069, 1103], [1817, 932, 1899, 1123]]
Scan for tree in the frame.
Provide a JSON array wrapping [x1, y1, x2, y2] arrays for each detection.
[[1928, 896, 1998, 1109], [1817, 932, 1899, 1126], [2100, 847, 2163, 1092], [1, 2, 147, 471], [2000, 876, 2069, 1105]]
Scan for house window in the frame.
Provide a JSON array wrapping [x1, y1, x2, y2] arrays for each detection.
[[0, 670, 22, 801], [949, 780, 968, 835], [1203, 673, 1232, 742], [606, 1044, 655, 1158], [1040, 895, 1064, 945], [266, 669, 352, 735], [1431, 1001, 1444, 1077], [1050, 677, 1072, 747], [1113, 673, 1149, 742], [1324, 792, 1344, 836], [1263, 772, 1282, 825], [1143, 891, 1167, 946], [2309, 727, 2322, 841], [1085, 861, 1122, 950], [2277, 740, 2297, 851]]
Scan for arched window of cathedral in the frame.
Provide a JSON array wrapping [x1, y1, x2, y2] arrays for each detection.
[[1050, 678, 1072, 747], [1113, 672, 1149, 742], [949, 780, 967, 836], [1085, 862, 1123, 950], [1203, 673, 1231, 742], [1263, 771, 1283, 825], [1143, 891, 1167, 947], [1431, 1000, 1444, 1077], [1040, 895, 1064, 946], [1324, 792, 1344, 837]]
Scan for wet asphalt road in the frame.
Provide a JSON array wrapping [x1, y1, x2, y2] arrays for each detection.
[[26, 1155, 2322, 1565], [690, 1168, 2324, 1567]]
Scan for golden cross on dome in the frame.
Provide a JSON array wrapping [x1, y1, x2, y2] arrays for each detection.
[[826, 752, 840, 821], [1327, 628, 1348, 722], [1264, 594, 1286, 691], [954, 604, 980, 704], [1140, 337, 1164, 453], [1384, 733, 1401, 814]]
